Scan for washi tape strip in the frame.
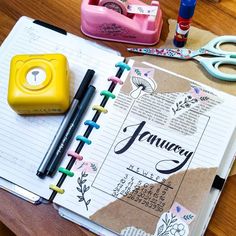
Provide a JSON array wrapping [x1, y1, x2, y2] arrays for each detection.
[[73, 161, 98, 174], [76, 135, 92, 145], [58, 167, 74, 177], [127, 5, 158, 16], [98, 0, 128, 15], [84, 120, 100, 129], [67, 150, 83, 160], [108, 76, 123, 85], [100, 90, 116, 99], [115, 61, 131, 71], [92, 105, 108, 113], [49, 184, 65, 194], [170, 202, 196, 225]]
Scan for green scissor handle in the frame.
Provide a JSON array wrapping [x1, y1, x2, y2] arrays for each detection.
[[202, 35, 236, 55], [199, 55, 236, 81]]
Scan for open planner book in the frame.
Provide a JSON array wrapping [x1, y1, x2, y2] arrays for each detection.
[[0, 16, 236, 236]]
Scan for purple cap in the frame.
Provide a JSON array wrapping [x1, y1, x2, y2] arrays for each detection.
[[179, 0, 197, 19]]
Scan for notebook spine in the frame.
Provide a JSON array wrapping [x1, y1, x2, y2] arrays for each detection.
[[48, 61, 130, 201]]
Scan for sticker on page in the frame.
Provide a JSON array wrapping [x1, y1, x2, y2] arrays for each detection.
[[154, 212, 189, 236], [169, 202, 196, 225], [129, 67, 157, 99]]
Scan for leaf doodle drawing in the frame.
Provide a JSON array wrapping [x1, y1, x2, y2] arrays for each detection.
[[156, 213, 178, 236], [90, 163, 97, 172], [183, 214, 194, 221], [76, 171, 91, 210], [134, 68, 142, 76], [156, 212, 189, 236], [172, 95, 198, 115]]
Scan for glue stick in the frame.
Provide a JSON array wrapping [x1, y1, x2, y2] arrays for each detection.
[[173, 0, 197, 47]]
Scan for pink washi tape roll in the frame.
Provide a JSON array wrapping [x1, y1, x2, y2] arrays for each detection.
[[98, 0, 129, 15]]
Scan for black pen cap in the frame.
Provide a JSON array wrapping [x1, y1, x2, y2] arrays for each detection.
[[74, 69, 95, 100]]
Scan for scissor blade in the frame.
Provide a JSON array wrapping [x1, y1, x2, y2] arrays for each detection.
[[127, 48, 194, 59]]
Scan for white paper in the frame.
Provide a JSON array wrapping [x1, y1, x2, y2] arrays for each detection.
[[0, 16, 124, 200], [53, 62, 236, 235]]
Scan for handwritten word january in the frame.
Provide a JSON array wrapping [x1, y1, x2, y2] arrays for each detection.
[[114, 121, 193, 174]]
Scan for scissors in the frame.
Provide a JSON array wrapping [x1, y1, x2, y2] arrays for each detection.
[[127, 36, 236, 82]]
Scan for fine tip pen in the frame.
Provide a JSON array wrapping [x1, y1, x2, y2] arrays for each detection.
[[36, 69, 95, 178], [46, 85, 96, 177]]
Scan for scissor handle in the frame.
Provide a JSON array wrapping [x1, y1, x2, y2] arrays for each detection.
[[199, 56, 236, 81], [203, 35, 236, 55]]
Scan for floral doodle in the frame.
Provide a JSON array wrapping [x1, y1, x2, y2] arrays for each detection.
[[156, 213, 178, 235], [74, 161, 98, 173], [172, 95, 198, 115], [76, 171, 91, 210], [170, 223, 186, 236], [155, 212, 189, 236]]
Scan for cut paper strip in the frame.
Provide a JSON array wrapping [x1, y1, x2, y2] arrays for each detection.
[[130, 67, 155, 80], [121, 226, 152, 236], [189, 87, 208, 100], [121, 61, 191, 95], [127, 5, 158, 16], [129, 67, 156, 99], [154, 212, 189, 236], [170, 202, 196, 225], [170, 92, 199, 118]]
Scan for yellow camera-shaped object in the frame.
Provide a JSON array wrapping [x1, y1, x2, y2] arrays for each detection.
[[8, 54, 70, 114]]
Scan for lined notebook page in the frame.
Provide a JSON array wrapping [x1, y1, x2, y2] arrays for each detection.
[[0, 16, 123, 200], [53, 63, 236, 235]]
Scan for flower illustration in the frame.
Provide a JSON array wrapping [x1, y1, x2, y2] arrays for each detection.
[[77, 161, 97, 173], [172, 95, 198, 115], [155, 212, 189, 236], [170, 223, 186, 236]]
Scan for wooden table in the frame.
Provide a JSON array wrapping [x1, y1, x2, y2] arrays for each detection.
[[0, 0, 235, 235]]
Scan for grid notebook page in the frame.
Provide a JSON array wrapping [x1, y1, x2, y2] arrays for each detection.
[[53, 62, 236, 235], [0, 16, 123, 199]]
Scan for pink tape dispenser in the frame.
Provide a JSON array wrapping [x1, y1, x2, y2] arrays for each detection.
[[81, 0, 163, 45]]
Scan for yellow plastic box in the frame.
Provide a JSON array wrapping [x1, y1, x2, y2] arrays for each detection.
[[8, 54, 70, 114]]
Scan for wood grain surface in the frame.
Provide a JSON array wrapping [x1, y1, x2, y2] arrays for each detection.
[[0, 0, 235, 235]]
